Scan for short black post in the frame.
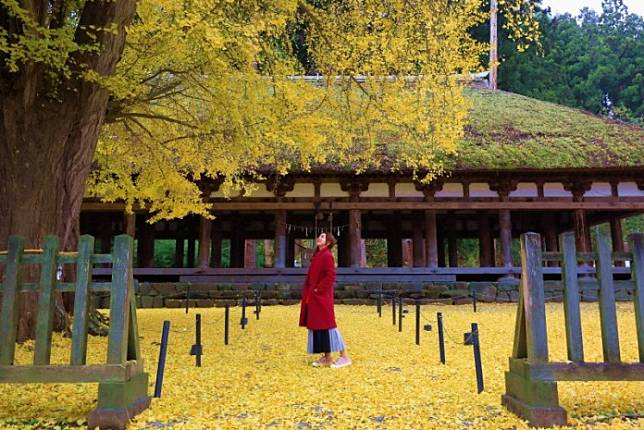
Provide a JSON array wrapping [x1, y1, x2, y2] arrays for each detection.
[[224, 305, 230, 345], [437, 312, 446, 364], [398, 297, 403, 333], [154, 320, 170, 398], [190, 313, 202, 367], [377, 292, 382, 318], [392, 295, 396, 325], [240, 296, 248, 329], [185, 285, 191, 314], [471, 322, 484, 393], [254, 290, 260, 320], [415, 301, 420, 345], [472, 290, 477, 313]]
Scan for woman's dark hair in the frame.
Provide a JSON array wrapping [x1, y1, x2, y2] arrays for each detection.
[[324, 231, 337, 250]]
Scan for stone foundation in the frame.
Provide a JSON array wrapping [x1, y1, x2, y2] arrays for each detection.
[[92, 279, 635, 309]]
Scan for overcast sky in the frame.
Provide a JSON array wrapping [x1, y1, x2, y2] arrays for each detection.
[[541, 0, 644, 17]]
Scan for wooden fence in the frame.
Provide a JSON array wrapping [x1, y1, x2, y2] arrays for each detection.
[[0, 234, 149, 430], [502, 229, 644, 427]]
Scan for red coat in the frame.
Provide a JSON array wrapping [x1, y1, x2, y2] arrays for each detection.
[[299, 246, 337, 330]]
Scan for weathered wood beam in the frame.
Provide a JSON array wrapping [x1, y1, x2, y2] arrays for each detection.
[[123, 211, 136, 238], [210, 218, 222, 268]]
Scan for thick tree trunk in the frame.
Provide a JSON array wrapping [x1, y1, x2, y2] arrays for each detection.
[[0, 1, 137, 341]]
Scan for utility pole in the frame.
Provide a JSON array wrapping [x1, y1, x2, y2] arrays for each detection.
[[489, 0, 498, 90]]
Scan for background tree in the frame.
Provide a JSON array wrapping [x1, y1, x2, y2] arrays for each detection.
[[497, 0, 643, 123]]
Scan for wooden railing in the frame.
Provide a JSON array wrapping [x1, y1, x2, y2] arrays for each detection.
[[0, 234, 149, 430], [502, 229, 644, 427]]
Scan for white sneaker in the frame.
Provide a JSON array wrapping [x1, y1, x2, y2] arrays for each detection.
[[330, 357, 352, 368], [312, 357, 332, 367]]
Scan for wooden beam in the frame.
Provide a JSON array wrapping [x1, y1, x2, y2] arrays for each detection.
[[244, 240, 257, 268], [83, 199, 644, 212], [0, 362, 142, 384], [509, 359, 644, 382]]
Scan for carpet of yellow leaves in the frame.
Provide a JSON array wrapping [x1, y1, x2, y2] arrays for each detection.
[[0, 303, 643, 429]]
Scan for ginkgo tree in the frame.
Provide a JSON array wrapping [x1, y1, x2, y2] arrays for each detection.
[[0, 0, 538, 339]]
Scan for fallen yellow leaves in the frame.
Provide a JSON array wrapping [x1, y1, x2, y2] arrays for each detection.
[[0, 303, 642, 429]]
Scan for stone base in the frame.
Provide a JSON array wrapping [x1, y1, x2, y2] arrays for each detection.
[[502, 393, 567, 428], [88, 396, 150, 430]]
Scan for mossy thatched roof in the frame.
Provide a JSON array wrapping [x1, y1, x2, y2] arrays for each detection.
[[458, 88, 644, 170]]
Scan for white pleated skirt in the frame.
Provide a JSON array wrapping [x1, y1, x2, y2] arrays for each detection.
[[307, 328, 346, 354]]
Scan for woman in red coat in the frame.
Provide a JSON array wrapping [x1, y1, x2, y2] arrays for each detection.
[[299, 231, 352, 368]]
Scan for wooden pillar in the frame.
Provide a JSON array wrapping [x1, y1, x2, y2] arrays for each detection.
[[437, 231, 446, 267], [230, 217, 244, 268], [499, 209, 513, 269], [478, 213, 493, 267], [210, 219, 222, 268], [413, 216, 425, 267], [360, 239, 367, 268], [244, 240, 256, 268], [447, 216, 457, 268], [99, 216, 112, 254], [274, 210, 287, 269], [610, 217, 625, 267], [402, 239, 413, 267], [264, 239, 274, 268], [387, 216, 403, 267], [175, 226, 184, 268], [139, 220, 155, 268], [540, 213, 558, 267], [349, 209, 362, 268], [337, 229, 348, 267], [286, 235, 295, 268], [124, 212, 136, 238], [424, 210, 438, 268], [198, 216, 211, 269], [187, 237, 195, 268], [573, 209, 590, 253]]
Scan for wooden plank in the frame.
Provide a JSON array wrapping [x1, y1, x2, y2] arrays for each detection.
[[70, 235, 95, 365], [34, 236, 61, 365], [628, 233, 644, 362], [108, 235, 133, 365], [0, 362, 140, 383], [0, 236, 25, 365], [559, 232, 584, 362], [519, 232, 549, 363], [594, 227, 621, 363], [509, 359, 644, 382]]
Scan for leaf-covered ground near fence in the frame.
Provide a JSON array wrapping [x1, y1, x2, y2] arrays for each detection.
[[0, 303, 643, 429]]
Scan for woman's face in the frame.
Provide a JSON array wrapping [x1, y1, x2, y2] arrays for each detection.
[[316, 232, 327, 248]]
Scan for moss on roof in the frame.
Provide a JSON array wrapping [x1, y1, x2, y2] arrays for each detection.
[[458, 88, 644, 170]]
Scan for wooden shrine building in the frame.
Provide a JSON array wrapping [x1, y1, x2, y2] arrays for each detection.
[[81, 89, 644, 285]]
